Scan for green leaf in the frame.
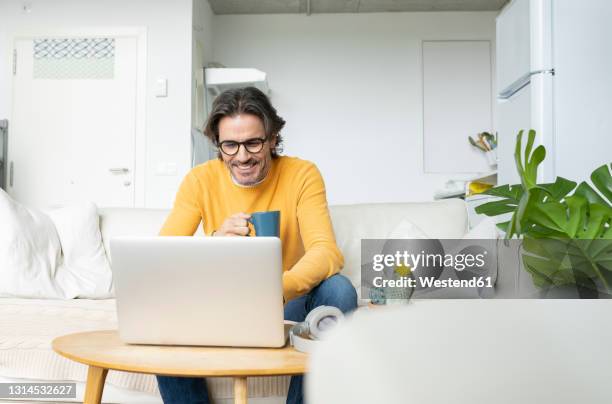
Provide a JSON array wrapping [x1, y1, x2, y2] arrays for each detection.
[[524, 129, 535, 161], [522, 237, 575, 287], [529, 202, 570, 234], [520, 237, 612, 290], [515, 130, 525, 187], [496, 221, 510, 232], [590, 163, 612, 204], [574, 182, 609, 205], [515, 130, 546, 190], [506, 210, 519, 239], [579, 203, 611, 239], [476, 184, 525, 223], [510, 187, 538, 237], [523, 259, 556, 287], [564, 195, 587, 238], [475, 200, 518, 216], [481, 184, 524, 200], [523, 236, 570, 258], [565, 238, 612, 289], [525, 145, 546, 189], [525, 225, 570, 239], [603, 225, 612, 239], [539, 177, 577, 202]]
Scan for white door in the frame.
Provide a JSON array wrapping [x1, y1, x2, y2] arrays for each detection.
[[9, 36, 138, 208]]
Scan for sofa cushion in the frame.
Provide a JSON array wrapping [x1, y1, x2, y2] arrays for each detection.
[[0, 190, 113, 299], [98, 208, 170, 263], [47, 202, 113, 298], [0, 189, 64, 298]]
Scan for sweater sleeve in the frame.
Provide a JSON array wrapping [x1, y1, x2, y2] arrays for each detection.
[[159, 171, 202, 236], [282, 163, 344, 301]]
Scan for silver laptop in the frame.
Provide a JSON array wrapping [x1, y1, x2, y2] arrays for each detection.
[[110, 236, 286, 348]]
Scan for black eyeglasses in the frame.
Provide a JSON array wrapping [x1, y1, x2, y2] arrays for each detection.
[[218, 137, 267, 156]]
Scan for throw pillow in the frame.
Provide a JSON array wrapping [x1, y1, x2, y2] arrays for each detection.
[[0, 189, 113, 298], [414, 216, 499, 299], [366, 218, 429, 304], [0, 189, 64, 298], [47, 202, 113, 298]]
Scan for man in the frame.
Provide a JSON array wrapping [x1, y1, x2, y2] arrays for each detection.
[[156, 86, 357, 404]]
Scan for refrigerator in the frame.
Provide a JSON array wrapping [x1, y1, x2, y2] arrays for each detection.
[[0, 120, 7, 190], [496, 0, 612, 186]]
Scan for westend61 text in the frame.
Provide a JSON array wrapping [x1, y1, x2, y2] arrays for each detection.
[[372, 276, 493, 289]]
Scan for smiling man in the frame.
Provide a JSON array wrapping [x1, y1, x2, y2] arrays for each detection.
[[155, 87, 357, 404]]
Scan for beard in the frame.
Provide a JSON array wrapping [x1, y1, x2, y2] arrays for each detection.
[[228, 157, 270, 186]]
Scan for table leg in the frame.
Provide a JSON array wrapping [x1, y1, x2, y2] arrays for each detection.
[[234, 376, 248, 404], [83, 366, 108, 404]]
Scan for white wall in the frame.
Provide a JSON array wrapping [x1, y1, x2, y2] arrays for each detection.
[[0, 5, 497, 208], [212, 12, 497, 205], [0, 0, 194, 208]]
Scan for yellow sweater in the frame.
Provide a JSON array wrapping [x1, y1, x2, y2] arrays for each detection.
[[159, 156, 344, 302]]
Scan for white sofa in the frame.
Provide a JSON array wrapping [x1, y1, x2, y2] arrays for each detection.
[[0, 199, 468, 404]]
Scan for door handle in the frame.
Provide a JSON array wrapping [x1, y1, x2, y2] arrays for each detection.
[[9, 161, 13, 187], [109, 168, 129, 174]]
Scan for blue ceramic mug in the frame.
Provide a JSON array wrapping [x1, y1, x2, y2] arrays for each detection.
[[249, 211, 280, 237]]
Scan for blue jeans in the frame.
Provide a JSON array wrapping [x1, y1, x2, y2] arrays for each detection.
[[156, 273, 358, 404]]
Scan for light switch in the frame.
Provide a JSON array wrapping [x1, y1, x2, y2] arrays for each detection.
[[155, 78, 168, 97]]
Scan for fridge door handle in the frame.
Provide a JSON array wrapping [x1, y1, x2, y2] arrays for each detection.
[[498, 69, 554, 100]]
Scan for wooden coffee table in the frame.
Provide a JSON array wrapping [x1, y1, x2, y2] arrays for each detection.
[[52, 330, 307, 404]]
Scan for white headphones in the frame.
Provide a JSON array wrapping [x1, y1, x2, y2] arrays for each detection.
[[289, 306, 344, 353]]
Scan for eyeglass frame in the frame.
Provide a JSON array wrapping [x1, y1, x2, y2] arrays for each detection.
[[217, 136, 269, 156]]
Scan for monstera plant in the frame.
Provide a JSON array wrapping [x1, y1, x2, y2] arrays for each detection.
[[475, 130, 612, 296]]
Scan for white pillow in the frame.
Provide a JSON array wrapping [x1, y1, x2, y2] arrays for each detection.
[[387, 218, 429, 239], [0, 189, 112, 299], [415, 217, 500, 299], [0, 189, 64, 298], [361, 218, 429, 304], [46, 202, 113, 298]]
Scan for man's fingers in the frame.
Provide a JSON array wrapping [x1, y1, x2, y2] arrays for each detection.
[[225, 226, 250, 236], [234, 226, 250, 236], [217, 213, 252, 236], [230, 217, 249, 227]]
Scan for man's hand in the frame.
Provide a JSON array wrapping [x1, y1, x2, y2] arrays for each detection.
[[213, 213, 251, 236]]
